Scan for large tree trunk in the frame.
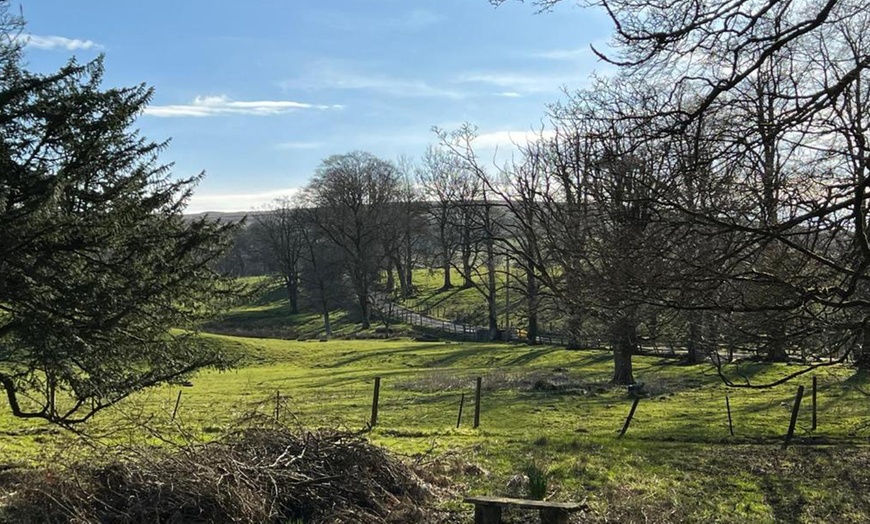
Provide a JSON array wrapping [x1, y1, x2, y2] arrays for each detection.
[[856, 325, 870, 370], [442, 257, 452, 291], [385, 268, 395, 293], [685, 311, 702, 364], [322, 311, 332, 336], [461, 248, 473, 288], [765, 314, 789, 362], [357, 277, 371, 329], [359, 295, 371, 329], [285, 275, 299, 315], [611, 316, 637, 385]]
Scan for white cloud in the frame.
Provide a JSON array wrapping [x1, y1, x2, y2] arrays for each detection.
[[457, 72, 574, 94], [330, 74, 461, 98], [21, 34, 101, 51], [472, 129, 557, 150], [144, 95, 343, 118], [496, 92, 523, 98], [458, 62, 608, 94], [283, 62, 465, 99], [186, 187, 302, 214], [276, 141, 324, 150]]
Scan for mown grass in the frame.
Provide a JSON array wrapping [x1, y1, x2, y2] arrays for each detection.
[[3, 330, 870, 522]]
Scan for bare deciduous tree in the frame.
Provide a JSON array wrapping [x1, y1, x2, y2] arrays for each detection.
[[303, 152, 401, 329]]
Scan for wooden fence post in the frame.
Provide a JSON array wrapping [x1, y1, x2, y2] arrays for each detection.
[[473, 377, 482, 429], [784, 385, 805, 448], [171, 390, 182, 422], [812, 376, 817, 431], [457, 392, 465, 429], [275, 390, 280, 421], [618, 397, 640, 439], [725, 395, 734, 437], [370, 376, 381, 427]]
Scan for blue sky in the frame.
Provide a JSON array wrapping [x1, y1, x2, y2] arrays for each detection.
[[17, 1, 613, 212]]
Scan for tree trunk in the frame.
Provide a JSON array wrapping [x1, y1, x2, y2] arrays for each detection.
[[359, 294, 371, 329], [286, 275, 299, 315], [439, 220, 453, 291], [404, 232, 414, 297], [856, 324, 870, 369], [322, 310, 332, 336], [318, 280, 332, 336], [526, 263, 538, 345], [442, 256, 452, 290], [462, 247, 474, 289], [486, 237, 499, 341], [685, 311, 701, 364], [385, 268, 395, 293], [461, 227, 474, 289], [765, 314, 789, 362], [393, 257, 408, 298], [357, 274, 371, 329], [611, 316, 636, 385]]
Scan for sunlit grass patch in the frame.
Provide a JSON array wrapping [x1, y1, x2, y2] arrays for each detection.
[[3, 334, 870, 522]]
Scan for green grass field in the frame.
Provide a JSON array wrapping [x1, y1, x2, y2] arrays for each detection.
[[4, 327, 870, 522], [4, 280, 870, 522]]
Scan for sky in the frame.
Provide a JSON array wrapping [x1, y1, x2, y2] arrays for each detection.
[[16, 0, 614, 213]]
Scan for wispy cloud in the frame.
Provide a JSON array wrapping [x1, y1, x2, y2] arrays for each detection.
[[457, 71, 592, 94], [187, 187, 302, 214], [144, 95, 343, 118], [276, 141, 324, 150], [496, 92, 523, 98], [20, 34, 101, 51], [283, 64, 465, 99], [331, 74, 459, 98]]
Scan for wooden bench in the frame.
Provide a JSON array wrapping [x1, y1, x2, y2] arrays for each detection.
[[464, 495, 586, 524]]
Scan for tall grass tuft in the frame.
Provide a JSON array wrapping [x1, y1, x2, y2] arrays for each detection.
[[524, 460, 549, 500]]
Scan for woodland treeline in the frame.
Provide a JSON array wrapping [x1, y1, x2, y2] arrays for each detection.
[[221, 0, 870, 385]]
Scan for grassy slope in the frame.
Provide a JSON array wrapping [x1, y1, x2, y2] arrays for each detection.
[[3, 330, 870, 522], [404, 267, 567, 333], [3, 280, 870, 522]]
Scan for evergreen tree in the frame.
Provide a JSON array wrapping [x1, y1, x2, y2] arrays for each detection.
[[0, 4, 237, 424]]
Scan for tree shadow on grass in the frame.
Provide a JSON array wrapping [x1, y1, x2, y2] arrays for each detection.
[[760, 473, 807, 523], [422, 346, 514, 368], [251, 280, 289, 306], [323, 347, 431, 368], [502, 348, 560, 366]]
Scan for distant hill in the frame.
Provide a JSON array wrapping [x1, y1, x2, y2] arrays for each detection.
[[184, 210, 270, 223]]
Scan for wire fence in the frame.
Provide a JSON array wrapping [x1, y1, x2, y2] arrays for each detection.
[[374, 296, 774, 360], [152, 367, 870, 450]]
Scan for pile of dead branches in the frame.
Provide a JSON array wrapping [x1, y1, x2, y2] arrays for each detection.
[[0, 426, 437, 523]]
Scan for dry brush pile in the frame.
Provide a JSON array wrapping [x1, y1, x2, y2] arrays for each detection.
[[0, 425, 447, 523]]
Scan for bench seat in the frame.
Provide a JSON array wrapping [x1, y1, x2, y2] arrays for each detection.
[[464, 495, 586, 524]]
